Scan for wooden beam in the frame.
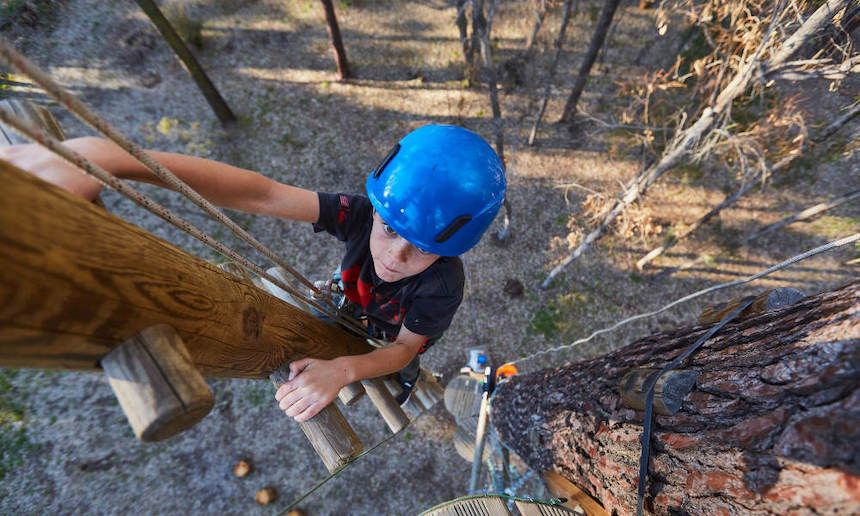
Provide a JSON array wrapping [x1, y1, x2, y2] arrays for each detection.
[[0, 161, 373, 378]]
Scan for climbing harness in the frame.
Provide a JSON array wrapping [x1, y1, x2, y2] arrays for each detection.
[[634, 296, 756, 516], [0, 39, 374, 340]]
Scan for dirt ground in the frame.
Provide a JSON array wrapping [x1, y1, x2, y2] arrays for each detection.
[[1, 0, 857, 514]]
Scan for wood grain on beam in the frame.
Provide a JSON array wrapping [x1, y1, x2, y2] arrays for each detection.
[[0, 161, 372, 378]]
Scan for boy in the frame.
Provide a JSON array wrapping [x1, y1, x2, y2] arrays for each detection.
[[0, 124, 506, 423]]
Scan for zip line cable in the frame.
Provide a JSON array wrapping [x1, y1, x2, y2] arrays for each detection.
[[510, 232, 859, 371], [0, 38, 374, 338]]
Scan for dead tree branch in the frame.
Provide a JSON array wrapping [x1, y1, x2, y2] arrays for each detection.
[[525, 0, 550, 52], [660, 187, 860, 279], [528, 0, 576, 145], [743, 189, 860, 243], [559, 0, 622, 124], [635, 150, 802, 270], [814, 100, 860, 142], [541, 0, 849, 289], [636, 178, 761, 270]]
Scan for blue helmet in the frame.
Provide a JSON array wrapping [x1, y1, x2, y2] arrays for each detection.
[[365, 125, 506, 256]]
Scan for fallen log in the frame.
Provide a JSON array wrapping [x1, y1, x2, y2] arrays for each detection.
[[493, 281, 859, 514]]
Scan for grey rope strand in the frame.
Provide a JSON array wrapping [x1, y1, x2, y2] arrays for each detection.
[[512, 232, 860, 370], [278, 412, 420, 513], [0, 38, 371, 337], [0, 108, 379, 336]]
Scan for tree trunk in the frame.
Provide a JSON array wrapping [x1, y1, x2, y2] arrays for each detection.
[[493, 281, 860, 514], [134, 0, 236, 124], [559, 0, 621, 123], [319, 0, 351, 80]]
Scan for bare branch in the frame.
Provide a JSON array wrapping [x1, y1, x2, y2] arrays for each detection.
[[743, 189, 860, 243], [528, 0, 576, 145], [541, 0, 849, 289], [525, 0, 550, 52], [814, 100, 860, 142]]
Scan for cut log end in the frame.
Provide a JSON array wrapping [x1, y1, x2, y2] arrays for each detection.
[[101, 324, 214, 442]]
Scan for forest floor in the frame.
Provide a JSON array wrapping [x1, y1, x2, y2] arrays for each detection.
[[1, 0, 857, 514]]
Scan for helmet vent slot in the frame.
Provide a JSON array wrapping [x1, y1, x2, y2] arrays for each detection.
[[371, 143, 401, 178], [435, 215, 472, 243]]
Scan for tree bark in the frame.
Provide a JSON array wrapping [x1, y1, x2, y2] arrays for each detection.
[[319, 0, 351, 80], [493, 281, 860, 515]]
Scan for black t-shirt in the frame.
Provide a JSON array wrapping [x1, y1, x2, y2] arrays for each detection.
[[313, 192, 465, 353]]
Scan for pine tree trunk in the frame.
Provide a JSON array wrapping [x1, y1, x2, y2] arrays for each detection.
[[319, 0, 351, 80], [493, 281, 860, 514]]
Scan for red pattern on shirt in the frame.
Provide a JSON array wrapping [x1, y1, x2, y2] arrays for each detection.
[[340, 264, 372, 308]]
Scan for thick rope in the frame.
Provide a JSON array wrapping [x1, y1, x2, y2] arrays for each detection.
[[0, 107, 379, 339], [510, 232, 860, 372], [0, 38, 372, 337]]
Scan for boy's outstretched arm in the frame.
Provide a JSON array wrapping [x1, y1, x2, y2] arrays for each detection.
[[274, 326, 427, 422], [0, 137, 320, 223]]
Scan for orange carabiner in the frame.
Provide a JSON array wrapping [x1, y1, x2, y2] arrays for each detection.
[[495, 362, 518, 381]]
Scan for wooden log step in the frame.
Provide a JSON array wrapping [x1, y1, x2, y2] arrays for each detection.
[[216, 260, 264, 289], [270, 365, 363, 473], [361, 377, 409, 433], [414, 368, 444, 408], [0, 98, 65, 143], [420, 495, 512, 516], [260, 266, 314, 312], [444, 373, 483, 434], [101, 324, 214, 442], [337, 381, 365, 406], [384, 376, 426, 417]]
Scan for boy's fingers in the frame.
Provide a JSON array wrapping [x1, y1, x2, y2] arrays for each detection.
[[279, 385, 312, 411], [285, 397, 314, 418], [274, 383, 294, 401], [288, 358, 312, 380], [294, 403, 323, 423]]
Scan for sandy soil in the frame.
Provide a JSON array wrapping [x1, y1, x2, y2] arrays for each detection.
[[1, 0, 857, 514]]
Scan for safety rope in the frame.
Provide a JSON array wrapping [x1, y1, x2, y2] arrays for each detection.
[[509, 232, 860, 371], [635, 297, 755, 516], [0, 109, 378, 334], [0, 38, 374, 338]]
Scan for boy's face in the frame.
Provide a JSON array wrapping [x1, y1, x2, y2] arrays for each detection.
[[369, 211, 440, 282]]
